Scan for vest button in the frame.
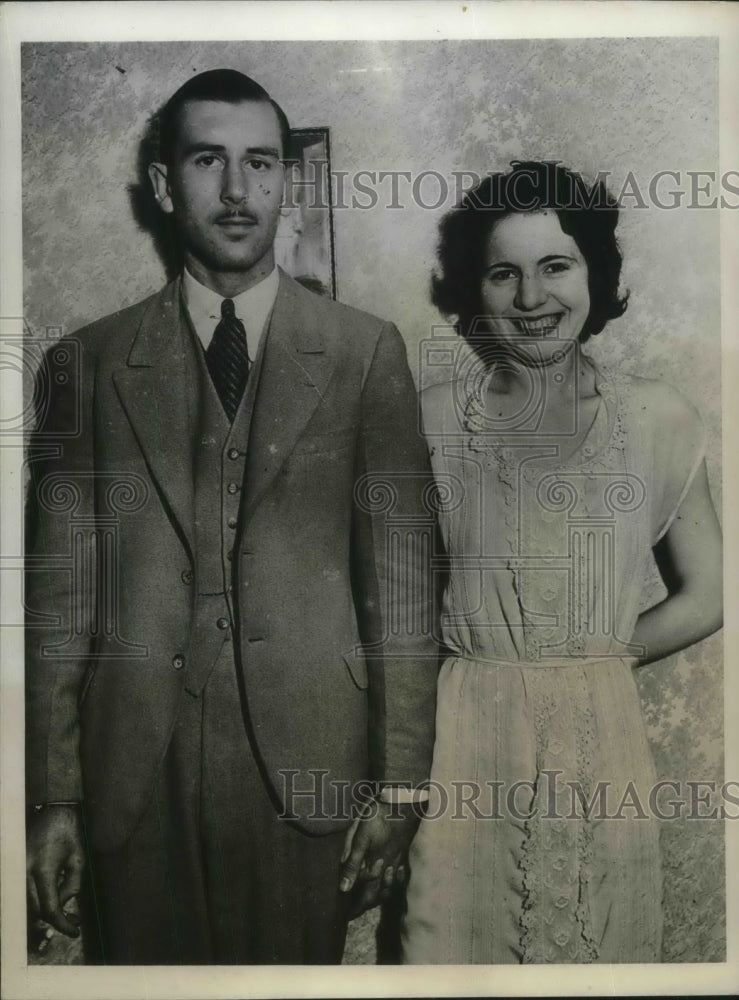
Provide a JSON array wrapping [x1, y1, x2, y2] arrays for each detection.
[[227, 448, 240, 460], [227, 482, 240, 495], [216, 617, 230, 631], [172, 653, 185, 670], [227, 515, 238, 529], [181, 569, 193, 584]]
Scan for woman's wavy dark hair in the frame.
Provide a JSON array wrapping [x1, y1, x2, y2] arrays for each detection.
[[431, 161, 628, 342]]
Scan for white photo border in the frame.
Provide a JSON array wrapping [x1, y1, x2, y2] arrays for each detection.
[[1, 2, 737, 997]]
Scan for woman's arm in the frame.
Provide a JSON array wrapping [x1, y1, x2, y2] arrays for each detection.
[[631, 458, 723, 665]]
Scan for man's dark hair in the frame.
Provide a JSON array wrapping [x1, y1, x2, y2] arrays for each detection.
[[154, 68, 292, 165], [431, 160, 628, 342]]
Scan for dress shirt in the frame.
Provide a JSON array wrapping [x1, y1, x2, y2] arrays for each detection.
[[182, 266, 279, 362]]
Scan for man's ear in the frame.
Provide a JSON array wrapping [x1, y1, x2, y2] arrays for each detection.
[[148, 162, 174, 214]]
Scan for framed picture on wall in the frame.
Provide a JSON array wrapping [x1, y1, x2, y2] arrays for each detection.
[[275, 127, 337, 298]]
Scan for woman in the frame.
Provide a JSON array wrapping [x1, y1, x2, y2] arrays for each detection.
[[401, 162, 722, 964]]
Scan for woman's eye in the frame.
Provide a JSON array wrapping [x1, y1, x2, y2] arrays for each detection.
[[487, 269, 517, 283], [543, 260, 571, 274]]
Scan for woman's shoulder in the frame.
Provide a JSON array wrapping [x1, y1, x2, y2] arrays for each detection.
[[606, 373, 706, 474], [611, 371, 702, 430]]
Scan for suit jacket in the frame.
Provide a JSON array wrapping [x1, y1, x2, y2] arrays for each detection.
[[25, 272, 440, 853]]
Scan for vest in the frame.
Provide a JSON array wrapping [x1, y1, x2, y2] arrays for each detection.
[[178, 299, 266, 699]]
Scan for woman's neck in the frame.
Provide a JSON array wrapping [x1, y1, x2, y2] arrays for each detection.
[[485, 342, 595, 402]]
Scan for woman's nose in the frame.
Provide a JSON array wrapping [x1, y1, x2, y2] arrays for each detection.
[[514, 273, 547, 312]]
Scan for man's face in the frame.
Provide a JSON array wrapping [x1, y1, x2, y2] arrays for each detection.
[[150, 99, 285, 288]]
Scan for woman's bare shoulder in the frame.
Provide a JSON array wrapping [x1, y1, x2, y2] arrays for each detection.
[[618, 372, 702, 427]]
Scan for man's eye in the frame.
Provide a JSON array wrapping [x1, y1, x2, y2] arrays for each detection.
[[194, 155, 222, 169], [246, 159, 271, 171]]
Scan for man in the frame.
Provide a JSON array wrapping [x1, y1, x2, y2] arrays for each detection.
[[25, 69, 439, 964]]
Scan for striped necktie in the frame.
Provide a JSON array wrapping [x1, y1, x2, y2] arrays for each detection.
[[205, 298, 251, 422]]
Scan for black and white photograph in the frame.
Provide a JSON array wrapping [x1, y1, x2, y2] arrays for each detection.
[[1, 2, 738, 997]]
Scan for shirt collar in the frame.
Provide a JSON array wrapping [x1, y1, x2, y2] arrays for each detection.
[[182, 266, 280, 359]]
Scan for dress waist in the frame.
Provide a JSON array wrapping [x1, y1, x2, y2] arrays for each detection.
[[447, 652, 638, 671]]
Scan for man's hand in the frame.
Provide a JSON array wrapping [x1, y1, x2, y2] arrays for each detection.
[[338, 800, 421, 918], [26, 805, 84, 937]]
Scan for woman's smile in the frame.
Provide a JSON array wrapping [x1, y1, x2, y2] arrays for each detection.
[[507, 311, 565, 337]]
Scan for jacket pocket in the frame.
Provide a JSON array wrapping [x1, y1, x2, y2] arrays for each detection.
[[342, 647, 368, 690]]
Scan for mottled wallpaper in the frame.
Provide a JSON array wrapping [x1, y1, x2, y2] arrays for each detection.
[[22, 38, 723, 962]]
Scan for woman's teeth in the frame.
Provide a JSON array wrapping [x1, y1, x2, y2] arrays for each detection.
[[513, 314, 562, 336]]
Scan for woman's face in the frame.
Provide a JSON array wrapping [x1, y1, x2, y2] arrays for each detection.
[[479, 210, 590, 365]]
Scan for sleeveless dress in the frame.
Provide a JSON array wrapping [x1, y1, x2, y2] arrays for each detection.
[[401, 361, 706, 964]]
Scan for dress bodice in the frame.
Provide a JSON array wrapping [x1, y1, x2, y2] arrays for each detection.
[[422, 361, 705, 664]]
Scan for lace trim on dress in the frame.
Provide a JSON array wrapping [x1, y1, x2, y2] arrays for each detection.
[[462, 358, 625, 475], [571, 669, 600, 961], [517, 667, 600, 962]]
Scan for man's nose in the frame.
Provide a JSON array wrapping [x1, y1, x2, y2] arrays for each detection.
[[514, 273, 547, 312], [221, 163, 249, 205]]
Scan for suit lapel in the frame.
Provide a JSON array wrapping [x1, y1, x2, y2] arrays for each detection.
[[243, 272, 335, 523], [112, 279, 196, 555]]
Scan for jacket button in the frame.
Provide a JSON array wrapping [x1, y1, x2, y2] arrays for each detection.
[[227, 482, 240, 494], [181, 569, 193, 584], [216, 617, 230, 630], [227, 448, 240, 460], [227, 515, 238, 529], [172, 653, 185, 670]]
